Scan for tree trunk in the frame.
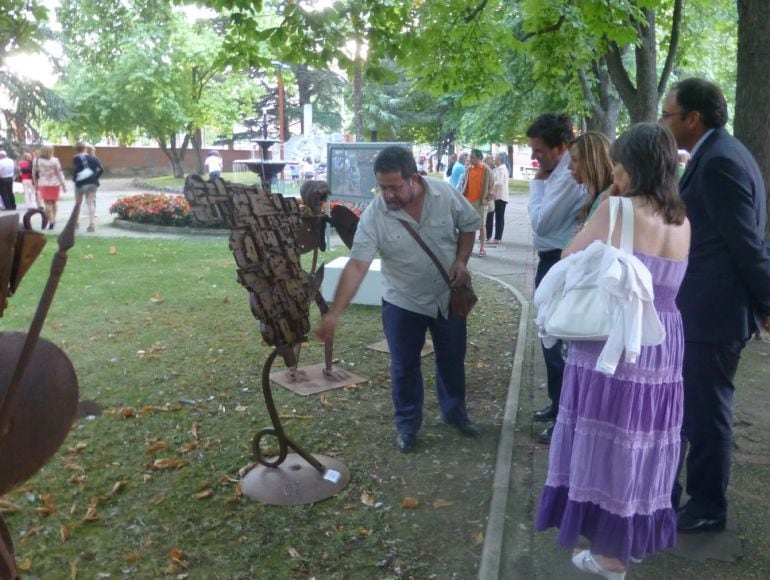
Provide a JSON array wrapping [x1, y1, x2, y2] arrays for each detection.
[[604, 1, 681, 124], [190, 126, 204, 174], [735, 0, 770, 238], [578, 59, 621, 138], [296, 65, 312, 135]]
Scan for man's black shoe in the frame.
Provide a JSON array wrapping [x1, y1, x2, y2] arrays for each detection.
[[677, 509, 725, 533], [537, 424, 554, 445], [396, 433, 416, 453], [454, 421, 480, 438], [532, 405, 556, 423]]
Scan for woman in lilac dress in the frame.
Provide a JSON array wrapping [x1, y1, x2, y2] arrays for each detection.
[[535, 123, 691, 579]]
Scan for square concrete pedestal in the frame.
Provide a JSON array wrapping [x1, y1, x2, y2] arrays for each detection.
[[321, 257, 383, 306]]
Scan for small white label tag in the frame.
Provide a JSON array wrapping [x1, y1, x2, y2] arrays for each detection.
[[323, 469, 341, 483]]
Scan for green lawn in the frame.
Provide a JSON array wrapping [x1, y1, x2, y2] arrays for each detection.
[[2, 237, 519, 578]]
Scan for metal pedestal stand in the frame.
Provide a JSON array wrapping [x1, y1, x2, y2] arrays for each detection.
[[241, 348, 350, 505]]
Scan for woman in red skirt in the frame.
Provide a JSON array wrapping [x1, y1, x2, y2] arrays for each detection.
[[32, 145, 67, 229]]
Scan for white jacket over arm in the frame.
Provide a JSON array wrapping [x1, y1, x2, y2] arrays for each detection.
[[534, 240, 665, 375]]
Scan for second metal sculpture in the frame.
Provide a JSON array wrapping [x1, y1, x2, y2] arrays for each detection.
[[184, 174, 360, 505]]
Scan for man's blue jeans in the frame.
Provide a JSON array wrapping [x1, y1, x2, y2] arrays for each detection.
[[381, 300, 469, 436]]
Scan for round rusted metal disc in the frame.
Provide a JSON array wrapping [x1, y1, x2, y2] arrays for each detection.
[[0, 332, 79, 496], [241, 454, 350, 505]]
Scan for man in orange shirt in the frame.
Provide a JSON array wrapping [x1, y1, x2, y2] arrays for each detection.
[[460, 149, 494, 256]]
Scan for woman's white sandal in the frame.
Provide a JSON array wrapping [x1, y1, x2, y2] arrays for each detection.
[[571, 550, 626, 580]]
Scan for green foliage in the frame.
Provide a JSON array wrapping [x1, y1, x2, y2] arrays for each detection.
[[0, 0, 48, 60], [54, 2, 260, 174]]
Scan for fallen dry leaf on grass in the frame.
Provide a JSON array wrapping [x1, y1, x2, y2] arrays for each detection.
[[64, 463, 85, 472], [360, 492, 375, 507], [67, 442, 87, 454], [124, 552, 141, 563], [141, 404, 180, 414], [60, 523, 77, 543], [288, 547, 301, 559], [150, 292, 164, 304], [146, 441, 169, 454], [432, 499, 456, 509], [191, 421, 200, 441], [473, 531, 484, 545], [0, 499, 21, 513], [109, 480, 128, 496], [109, 246, 118, 255], [35, 494, 58, 516], [83, 506, 100, 522], [168, 547, 189, 571], [19, 525, 44, 543], [148, 458, 189, 470], [320, 394, 333, 408], [400, 497, 420, 509], [192, 489, 214, 500], [17, 560, 31, 572]]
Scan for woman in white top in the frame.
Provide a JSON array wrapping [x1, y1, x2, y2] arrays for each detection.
[[485, 152, 510, 244], [32, 145, 67, 230]]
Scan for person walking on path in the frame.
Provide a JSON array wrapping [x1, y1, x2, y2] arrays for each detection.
[[527, 113, 587, 444], [73, 141, 104, 232], [204, 151, 223, 180], [460, 149, 494, 257], [486, 152, 510, 244], [32, 145, 67, 229], [660, 78, 770, 533], [449, 152, 468, 190], [0, 151, 15, 211], [536, 123, 691, 578], [18, 152, 37, 210], [315, 145, 480, 454]]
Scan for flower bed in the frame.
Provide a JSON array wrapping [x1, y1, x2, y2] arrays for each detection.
[[109, 193, 193, 227], [111, 194, 365, 229]]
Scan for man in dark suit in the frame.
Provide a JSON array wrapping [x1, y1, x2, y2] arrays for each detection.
[[660, 78, 770, 533]]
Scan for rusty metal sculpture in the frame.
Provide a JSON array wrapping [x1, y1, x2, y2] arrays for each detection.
[[184, 173, 361, 505], [0, 206, 81, 579]]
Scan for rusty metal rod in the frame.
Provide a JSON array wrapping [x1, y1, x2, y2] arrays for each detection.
[[0, 201, 81, 441], [252, 346, 325, 473]]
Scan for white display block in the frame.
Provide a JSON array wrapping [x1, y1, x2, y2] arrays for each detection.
[[321, 257, 383, 306]]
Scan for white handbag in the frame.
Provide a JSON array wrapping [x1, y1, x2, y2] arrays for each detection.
[[539, 196, 633, 341], [75, 156, 94, 182]]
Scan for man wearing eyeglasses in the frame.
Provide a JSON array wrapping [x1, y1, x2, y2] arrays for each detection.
[[315, 145, 481, 453], [660, 78, 770, 533]]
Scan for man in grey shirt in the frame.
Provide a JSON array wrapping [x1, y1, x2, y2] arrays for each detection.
[[316, 145, 480, 453], [526, 113, 587, 444]]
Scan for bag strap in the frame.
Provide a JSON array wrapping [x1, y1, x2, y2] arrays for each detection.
[[397, 219, 453, 288], [606, 196, 634, 254]]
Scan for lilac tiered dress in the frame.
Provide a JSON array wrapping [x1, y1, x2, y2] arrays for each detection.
[[535, 253, 688, 566]]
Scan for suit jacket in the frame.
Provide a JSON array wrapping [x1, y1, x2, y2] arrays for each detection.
[[677, 127, 770, 343]]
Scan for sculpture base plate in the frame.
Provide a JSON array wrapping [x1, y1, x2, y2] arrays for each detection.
[[241, 454, 350, 505], [270, 363, 367, 396]]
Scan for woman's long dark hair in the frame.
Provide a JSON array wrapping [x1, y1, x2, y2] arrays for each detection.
[[610, 123, 687, 225]]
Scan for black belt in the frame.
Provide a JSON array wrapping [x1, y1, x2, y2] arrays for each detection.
[[537, 249, 562, 260]]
